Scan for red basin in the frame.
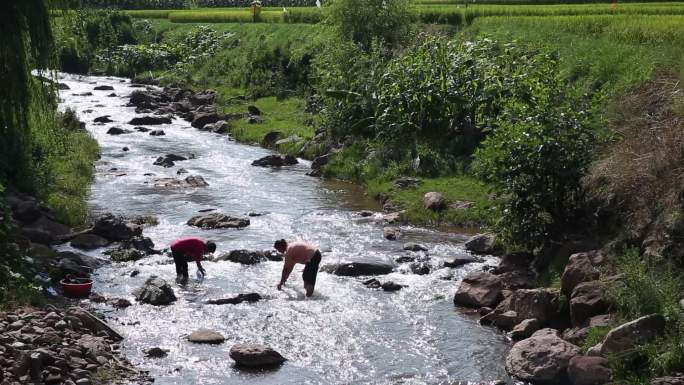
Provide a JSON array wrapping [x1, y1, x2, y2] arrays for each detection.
[[60, 278, 93, 298]]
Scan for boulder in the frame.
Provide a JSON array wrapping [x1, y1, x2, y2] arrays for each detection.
[[93, 115, 113, 123], [187, 329, 224, 344], [191, 112, 220, 129], [185, 175, 209, 187], [510, 319, 541, 341], [189, 90, 216, 106], [363, 278, 382, 289], [70, 234, 109, 250], [311, 154, 331, 172], [383, 227, 402, 240], [409, 261, 430, 275], [216, 250, 266, 265], [58, 82, 70, 90], [128, 116, 172, 125], [205, 293, 262, 305], [453, 271, 503, 308], [321, 261, 394, 277], [567, 356, 611, 385], [187, 213, 250, 229], [107, 298, 132, 309], [493, 288, 560, 325], [505, 328, 581, 384], [570, 281, 609, 326], [149, 129, 165, 136], [118, 236, 158, 255], [207, 120, 229, 134], [251, 154, 298, 167], [144, 347, 168, 358], [247, 105, 261, 116], [562, 327, 591, 346], [58, 251, 105, 273], [11, 198, 43, 223], [262, 131, 282, 146], [153, 175, 209, 188], [600, 314, 666, 356], [92, 213, 141, 241], [395, 255, 416, 263], [403, 243, 428, 252], [444, 255, 481, 268], [94, 85, 114, 91], [229, 344, 286, 368], [382, 281, 404, 292], [497, 270, 538, 290], [21, 216, 71, 244], [481, 310, 520, 331], [133, 277, 177, 306], [561, 251, 604, 296], [423, 192, 447, 211], [464, 233, 498, 255]]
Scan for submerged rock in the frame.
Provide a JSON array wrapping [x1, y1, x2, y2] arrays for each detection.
[[321, 261, 394, 276], [133, 276, 176, 306], [383, 227, 402, 240], [444, 255, 481, 268], [229, 344, 286, 368], [128, 115, 172, 125], [187, 213, 250, 229], [153, 175, 209, 188], [107, 126, 132, 135], [94, 115, 113, 123], [403, 242, 428, 252], [144, 347, 168, 358], [216, 250, 266, 265], [94, 85, 114, 91], [187, 329, 225, 344], [149, 129, 165, 136], [205, 293, 262, 305]]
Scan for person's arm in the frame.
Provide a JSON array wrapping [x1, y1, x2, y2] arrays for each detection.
[[277, 258, 295, 290], [196, 260, 206, 275]]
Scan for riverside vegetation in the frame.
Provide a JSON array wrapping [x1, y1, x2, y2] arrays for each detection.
[[2, 0, 684, 384]]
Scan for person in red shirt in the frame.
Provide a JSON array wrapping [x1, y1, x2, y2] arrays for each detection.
[[170, 237, 216, 284], [274, 239, 322, 297]]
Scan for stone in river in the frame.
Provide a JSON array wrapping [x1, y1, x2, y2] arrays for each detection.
[[149, 129, 165, 136], [320, 261, 394, 277], [70, 234, 109, 250], [133, 276, 176, 306], [187, 213, 250, 229], [205, 293, 262, 305], [94, 115, 113, 123], [107, 126, 132, 135], [403, 242, 428, 252], [229, 344, 286, 368], [128, 115, 172, 125], [94, 85, 114, 91], [187, 329, 225, 344]]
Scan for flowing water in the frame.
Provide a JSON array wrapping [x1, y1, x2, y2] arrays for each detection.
[[57, 73, 513, 385]]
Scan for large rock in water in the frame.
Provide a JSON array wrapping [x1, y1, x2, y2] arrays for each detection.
[[70, 234, 109, 250], [251, 154, 298, 167], [229, 344, 286, 368], [567, 356, 611, 385], [187, 213, 250, 229], [505, 328, 581, 384], [92, 213, 141, 241], [191, 112, 220, 129], [464, 233, 497, 255], [560, 251, 604, 296], [320, 261, 394, 276], [600, 314, 666, 356], [206, 293, 262, 305], [187, 329, 225, 344], [570, 281, 609, 326], [133, 277, 177, 306], [153, 175, 209, 188], [216, 250, 267, 265], [453, 271, 503, 308], [128, 115, 172, 125]]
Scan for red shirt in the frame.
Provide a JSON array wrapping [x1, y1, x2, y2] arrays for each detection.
[[171, 237, 206, 262]]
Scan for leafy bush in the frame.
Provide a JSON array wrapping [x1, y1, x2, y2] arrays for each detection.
[[326, 0, 411, 51]]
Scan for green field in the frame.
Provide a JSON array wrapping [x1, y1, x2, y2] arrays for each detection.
[[126, 2, 684, 24]]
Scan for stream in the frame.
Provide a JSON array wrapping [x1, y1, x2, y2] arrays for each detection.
[[57, 73, 513, 385]]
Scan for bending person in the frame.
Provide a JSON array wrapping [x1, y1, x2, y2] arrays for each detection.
[[274, 239, 322, 297], [170, 237, 216, 284]]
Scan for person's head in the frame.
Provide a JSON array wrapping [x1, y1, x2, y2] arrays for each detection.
[[274, 239, 287, 253], [205, 241, 217, 254]]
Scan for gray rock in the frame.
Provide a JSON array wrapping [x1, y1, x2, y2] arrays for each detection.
[[505, 328, 581, 384], [423, 192, 447, 211], [510, 319, 541, 341], [149, 129, 165, 136], [497, 270, 538, 290], [561, 251, 604, 296], [251, 154, 298, 167], [92, 213, 142, 241], [216, 250, 266, 265], [93, 115, 113, 123], [133, 277, 177, 306], [128, 115, 172, 125], [262, 131, 282, 146], [493, 288, 561, 325], [229, 344, 285, 368], [21, 217, 72, 244], [453, 271, 503, 308], [567, 356, 611, 385], [481, 310, 520, 331], [600, 314, 666, 356], [311, 154, 331, 171], [383, 227, 402, 240], [205, 293, 262, 305], [187, 213, 250, 229], [409, 261, 430, 275], [570, 281, 609, 326], [320, 261, 394, 277], [382, 281, 404, 292], [144, 347, 168, 358], [94, 85, 114, 91], [107, 126, 132, 135], [403, 243, 428, 252], [464, 233, 497, 255], [394, 177, 421, 189], [70, 234, 109, 250], [444, 254, 480, 268], [191, 112, 219, 129], [187, 329, 225, 344]]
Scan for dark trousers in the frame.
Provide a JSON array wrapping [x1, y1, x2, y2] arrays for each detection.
[[172, 249, 192, 281], [302, 250, 322, 286]]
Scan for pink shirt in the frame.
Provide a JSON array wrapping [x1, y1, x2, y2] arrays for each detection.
[[284, 241, 317, 267]]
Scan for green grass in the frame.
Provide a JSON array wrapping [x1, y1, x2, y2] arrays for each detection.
[[219, 93, 316, 154]]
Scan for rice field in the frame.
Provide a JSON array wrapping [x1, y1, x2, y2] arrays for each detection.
[[127, 2, 684, 26]]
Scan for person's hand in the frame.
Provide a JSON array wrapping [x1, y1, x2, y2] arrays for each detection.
[[199, 267, 206, 275], [276, 283, 282, 291]]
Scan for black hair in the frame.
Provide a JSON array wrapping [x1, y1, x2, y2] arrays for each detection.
[[205, 241, 217, 253], [274, 239, 287, 250]]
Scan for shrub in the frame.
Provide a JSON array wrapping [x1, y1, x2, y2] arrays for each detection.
[[326, 0, 411, 51]]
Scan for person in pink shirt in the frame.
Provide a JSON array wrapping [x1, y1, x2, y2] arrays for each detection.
[[170, 237, 216, 284], [274, 239, 322, 297]]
